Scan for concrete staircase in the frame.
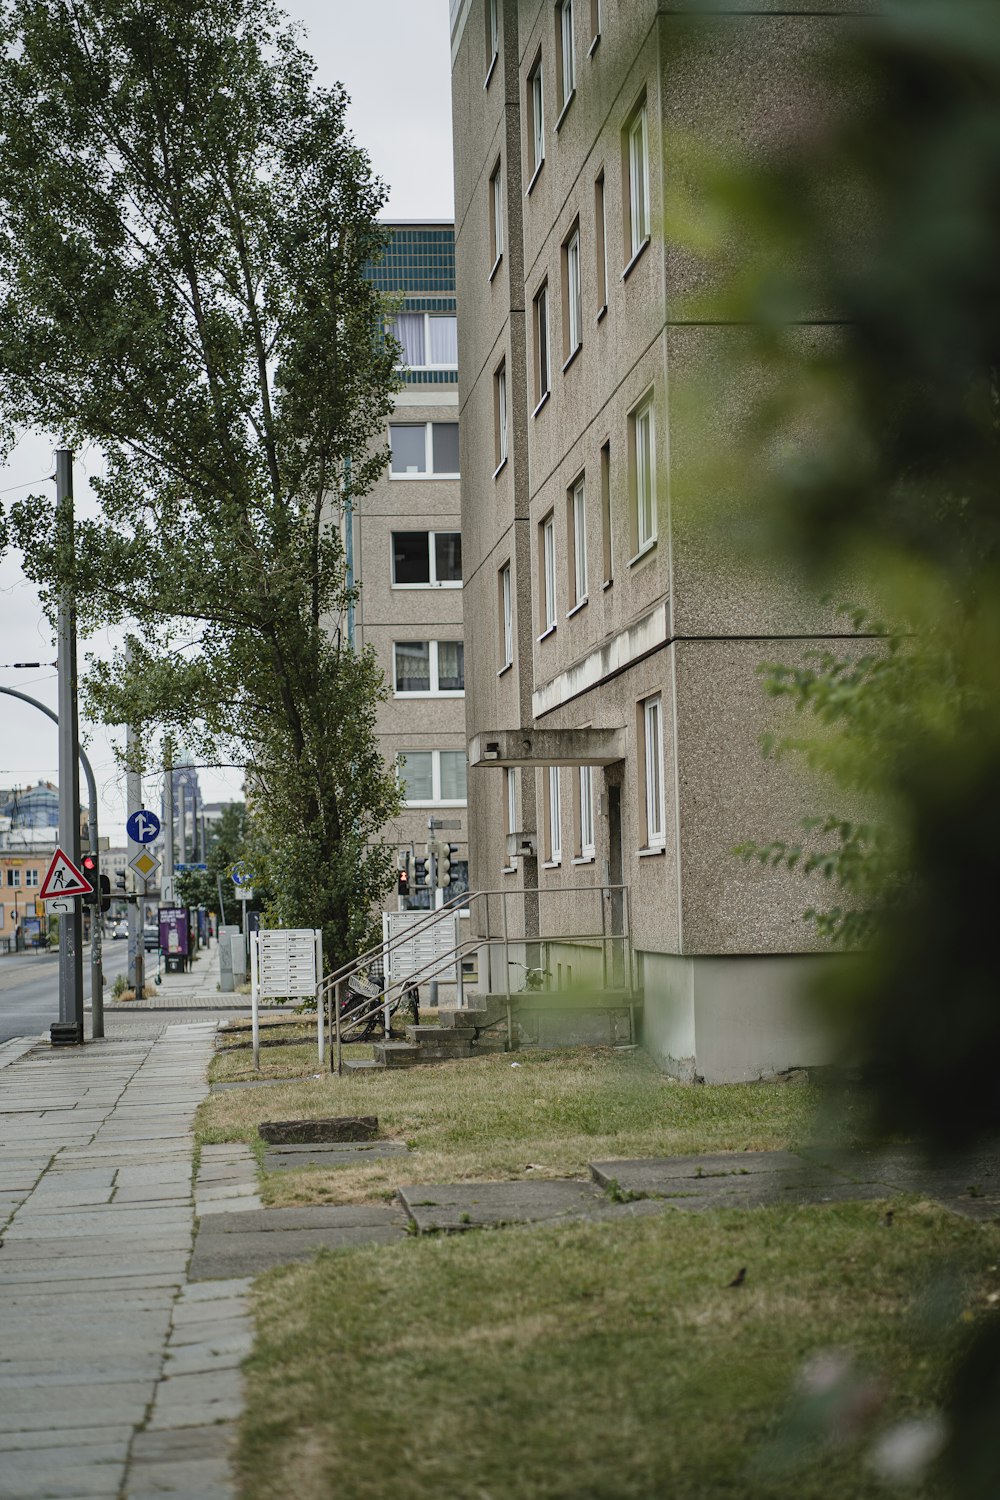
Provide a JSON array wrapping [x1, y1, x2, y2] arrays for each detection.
[[343, 1004, 509, 1073]]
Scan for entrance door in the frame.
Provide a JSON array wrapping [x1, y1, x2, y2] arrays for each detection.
[[607, 783, 625, 988]]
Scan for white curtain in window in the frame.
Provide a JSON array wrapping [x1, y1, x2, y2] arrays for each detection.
[[428, 315, 458, 366], [392, 314, 425, 367]]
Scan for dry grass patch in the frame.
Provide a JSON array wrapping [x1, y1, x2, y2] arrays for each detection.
[[196, 1046, 821, 1204], [239, 1201, 999, 1500]]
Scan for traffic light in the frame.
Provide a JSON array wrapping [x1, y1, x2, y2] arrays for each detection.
[[81, 852, 98, 903], [437, 843, 458, 888], [413, 855, 428, 887], [99, 874, 111, 914], [115, 869, 126, 894], [397, 854, 410, 896]]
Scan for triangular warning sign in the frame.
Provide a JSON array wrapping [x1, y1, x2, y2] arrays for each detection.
[[39, 846, 94, 901]]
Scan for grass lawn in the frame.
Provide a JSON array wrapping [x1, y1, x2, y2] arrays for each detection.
[[238, 1200, 998, 1500], [196, 1045, 821, 1207]]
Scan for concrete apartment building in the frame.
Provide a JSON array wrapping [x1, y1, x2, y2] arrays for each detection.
[[448, 0, 854, 1080], [356, 224, 470, 917]]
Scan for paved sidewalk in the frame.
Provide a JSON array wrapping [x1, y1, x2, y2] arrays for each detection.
[[104, 942, 246, 1011], [0, 1023, 252, 1499]]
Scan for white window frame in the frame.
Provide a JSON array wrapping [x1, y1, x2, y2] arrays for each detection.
[[535, 282, 550, 405], [6, 869, 20, 888], [504, 767, 519, 870], [627, 101, 650, 259], [391, 530, 463, 590], [633, 396, 656, 552], [531, 59, 545, 174], [496, 362, 508, 469], [393, 640, 465, 698], [390, 312, 458, 372], [25, 869, 38, 888], [643, 695, 666, 848], [541, 513, 557, 633], [578, 765, 595, 859], [557, 0, 575, 111], [566, 227, 582, 357], [389, 421, 460, 480], [547, 765, 562, 864], [488, 0, 499, 66], [491, 161, 504, 267], [500, 562, 513, 668], [399, 749, 468, 807], [570, 475, 588, 608]]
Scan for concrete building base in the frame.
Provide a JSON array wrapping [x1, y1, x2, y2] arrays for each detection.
[[639, 952, 838, 1084]]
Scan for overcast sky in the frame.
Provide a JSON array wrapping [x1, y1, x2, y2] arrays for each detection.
[[0, 1, 454, 842]]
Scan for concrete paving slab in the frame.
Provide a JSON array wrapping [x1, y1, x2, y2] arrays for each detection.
[[399, 1178, 608, 1233], [188, 1220, 403, 1279], [0, 1425, 135, 1452], [263, 1141, 410, 1170], [145, 1396, 244, 1431]]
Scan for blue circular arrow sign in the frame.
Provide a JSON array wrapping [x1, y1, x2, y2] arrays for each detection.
[[127, 809, 161, 845], [231, 860, 253, 887]]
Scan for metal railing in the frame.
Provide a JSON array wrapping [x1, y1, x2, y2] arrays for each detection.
[[323, 883, 634, 1074]]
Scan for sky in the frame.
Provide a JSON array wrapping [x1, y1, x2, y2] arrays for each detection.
[[0, 0, 454, 843]]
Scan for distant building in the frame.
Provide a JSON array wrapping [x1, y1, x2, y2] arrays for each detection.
[[160, 754, 205, 864], [1, 780, 59, 830], [353, 221, 470, 917]]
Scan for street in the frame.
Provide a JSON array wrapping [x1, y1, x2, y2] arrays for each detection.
[[0, 946, 103, 1043]]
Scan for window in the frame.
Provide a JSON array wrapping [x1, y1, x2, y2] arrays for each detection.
[[590, 0, 601, 48], [494, 360, 508, 470], [505, 767, 520, 868], [556, 0, 575, 114], [499, 562, 513, 668], [568, 475, 588, 609], [25, 869, 38, 888], [563, 224, 582, 361], [389, 423, 460, 477], [600, 439, 612, 583], [399, 749, 468, 805], [547, 765, 562, 863], [394, 641, 465, 696], [489, 159, 504, 270], [6, 869, 20, 888], [595, 171, 608, 312], [642, 695, 666, 848], [540, 513, 557, 633], [533, 282, 551, 408], [578, 765, 595, 859], [630, 396, 656, 552], [389, 313, 458, 370], [391, 531, 463, 588], [626, 98, 650, 261], [528, 53, 545, 180]]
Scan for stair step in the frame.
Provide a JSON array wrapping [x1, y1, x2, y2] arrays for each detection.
[[438, 1009, 492, 1031], [373, 1041, 422, 1068], [412, 1042, 473, 1061], [344, 1059, 384, 1072], [406, 1025, 476, 1043], [471, 1037, 508, 1054]]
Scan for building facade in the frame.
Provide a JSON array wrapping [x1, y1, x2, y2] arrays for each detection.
[[357, 223, 470, 917], [449, 0, 858, 1080]]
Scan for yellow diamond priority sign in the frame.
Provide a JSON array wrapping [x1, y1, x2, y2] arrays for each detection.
[[129, 848, 161, 881]]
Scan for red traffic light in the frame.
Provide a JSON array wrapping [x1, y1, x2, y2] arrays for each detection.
[[82, 853, 98, 872]]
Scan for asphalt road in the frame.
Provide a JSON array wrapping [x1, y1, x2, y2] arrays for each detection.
[[0, 944, 124, 1043]]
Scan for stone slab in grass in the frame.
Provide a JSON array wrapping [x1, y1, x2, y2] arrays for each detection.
[[258, 1116, 378, 1144], [398, 1178, 610, 1233], [263, 1141, 410, 1171], [188, 1203, 406, 1279]]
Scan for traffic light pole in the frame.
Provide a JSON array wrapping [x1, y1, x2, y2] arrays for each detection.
[[126, 707, 144, 1000], [55, 450, 85, 1045]]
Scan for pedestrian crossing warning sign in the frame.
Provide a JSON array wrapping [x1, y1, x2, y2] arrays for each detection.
[[39, 846, 94, 901]]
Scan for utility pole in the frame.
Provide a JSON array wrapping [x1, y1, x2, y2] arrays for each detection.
[[162, 735, 175, 902], [52, 449, 84, 1045], [126, 706, 144, 1000]]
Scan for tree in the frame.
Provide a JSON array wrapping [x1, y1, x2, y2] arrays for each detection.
[[0, 0, 403, 971], [174, 800, 248, 913]]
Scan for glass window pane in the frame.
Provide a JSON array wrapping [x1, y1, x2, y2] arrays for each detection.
[[437, 641, 465, 691], [400, 751, 433, 801], [432, 423, 460, 474], [395, 641, 430, 693], [390, 425, 427, 474], [428, 315, 458, 366], [440, 752, 468, 802], [392, 532, 431, 585], [391, 314, 425, 367], [434, 532, 463, 582]]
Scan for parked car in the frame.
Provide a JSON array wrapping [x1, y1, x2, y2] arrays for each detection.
[[143, 924, 160, 952]]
